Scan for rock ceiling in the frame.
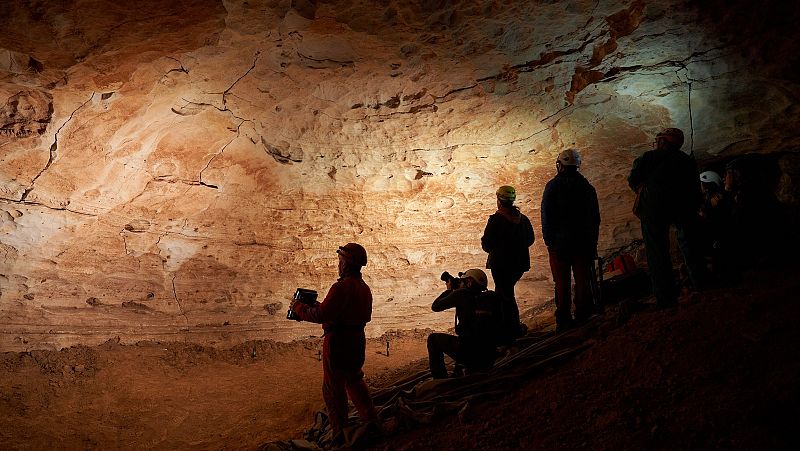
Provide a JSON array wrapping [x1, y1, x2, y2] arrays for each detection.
[[1, 0, 798, 350]]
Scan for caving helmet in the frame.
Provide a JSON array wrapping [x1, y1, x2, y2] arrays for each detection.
[[460, 268, 488, 289], [496, 185, 516, 203], [557, 148, 582, 168], [699, 171, 722, 188], [337, 243, 367, 267]]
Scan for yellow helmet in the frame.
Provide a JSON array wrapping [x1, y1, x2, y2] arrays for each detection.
[[496, 185, 516, 203]]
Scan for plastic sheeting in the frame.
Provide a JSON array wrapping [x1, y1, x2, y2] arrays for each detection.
[[260, 320, 598, 450]]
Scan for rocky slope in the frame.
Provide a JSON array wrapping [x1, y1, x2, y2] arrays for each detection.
[[370, 265, 800, 451]]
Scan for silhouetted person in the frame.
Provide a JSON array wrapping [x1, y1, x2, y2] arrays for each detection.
[[724, 156, 783, 267], [481, 185, 534, 337], [427, 269, 507, 378], [698, 170, 736, 283], [628, 128, 705, 308], [290, 243, 378, 444], [541, 148, 601, 332]]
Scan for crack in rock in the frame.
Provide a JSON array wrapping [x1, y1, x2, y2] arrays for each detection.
[[565, 0, 646, 103], [120, 231, 130, 255], [20, 92, 95, 202], [222, 50, 261, 109], [171, 275, 189, 331], [198, 119, 251, 187], [261, 136, 303, 164], [164, 56, 189, 75], [0, 197, 97, 217], [296, 50, 355, 69], [356, 25, 609, 120]]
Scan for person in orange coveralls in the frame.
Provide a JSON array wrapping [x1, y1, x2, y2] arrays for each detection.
[[290, 242, 378, 443]]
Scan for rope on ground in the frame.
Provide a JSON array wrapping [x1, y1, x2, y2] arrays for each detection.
[[260, 316, 604, 450]]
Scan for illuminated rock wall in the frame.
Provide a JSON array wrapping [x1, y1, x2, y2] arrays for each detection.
[[1, 0, 798, 350]]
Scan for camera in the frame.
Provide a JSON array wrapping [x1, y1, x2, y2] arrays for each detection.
[[440, 271, 465, 290], [286, 288, 318, 321]]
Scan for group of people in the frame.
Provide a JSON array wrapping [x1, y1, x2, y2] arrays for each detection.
[[287, 126, 768, 442], [628, 127, 774, 308], [427, 147, 603, 377]]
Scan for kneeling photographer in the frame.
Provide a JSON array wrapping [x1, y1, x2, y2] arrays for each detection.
[[289, 242, 379, 445], [427, 268, 513, 379]]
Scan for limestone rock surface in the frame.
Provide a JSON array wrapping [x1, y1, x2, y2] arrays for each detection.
[[1, 0, 798, 350]]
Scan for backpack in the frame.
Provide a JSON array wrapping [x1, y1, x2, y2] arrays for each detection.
[[606, 253, 637, 275], [455, 291, 508, 347]]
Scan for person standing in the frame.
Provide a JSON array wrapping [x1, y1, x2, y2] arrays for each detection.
[[628, 127, 704, 309], [290, 242, 378, 443], [724, 156, 783, 267], [481, 185, 535, 337], [541, 148, 601, 332], [698, 170, 736, 283]]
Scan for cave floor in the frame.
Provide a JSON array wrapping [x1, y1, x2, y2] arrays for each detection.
[[0, 328, 431, 450], [2, 263, 799, 450], [372, 263, 800, 450]]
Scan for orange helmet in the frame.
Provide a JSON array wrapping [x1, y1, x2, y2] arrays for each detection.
[[337, 243, 367, 267]]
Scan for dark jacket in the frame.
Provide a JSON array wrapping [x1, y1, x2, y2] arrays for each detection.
[[628, 148, 700, 223], [699, 189, 734, 249], [481, 207, 535, 273], [432, 288, 516, 346], [541, 169, 600, 257]]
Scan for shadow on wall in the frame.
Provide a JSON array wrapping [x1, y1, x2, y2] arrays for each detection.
[[693, 0, 800, 81]]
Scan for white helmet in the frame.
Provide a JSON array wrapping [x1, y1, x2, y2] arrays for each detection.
[[557, 148, 581, 168], [460, 269, 488, 289], [699, 171, 722, 188]]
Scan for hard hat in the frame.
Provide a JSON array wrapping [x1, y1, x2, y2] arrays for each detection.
[[557, 148, 581, 167], [461, 268, 488, 288], [656, 128, 684, 148], [337, 243, 367, 267], [699, 171, 722, 187], [496, 186, 516, 203]]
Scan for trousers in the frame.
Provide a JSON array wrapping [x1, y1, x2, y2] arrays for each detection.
[[490, 268, 522, 327], [640, 215, 705, 307], [322, 331, 377, 432], [427, 332, 496, 379], [548, 251, 594, 326]]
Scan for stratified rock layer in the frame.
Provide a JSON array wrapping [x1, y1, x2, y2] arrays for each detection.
[[1, 0, 798, 350]]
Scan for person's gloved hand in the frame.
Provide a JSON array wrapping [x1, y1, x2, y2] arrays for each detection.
[[289, 299, 304, 318]]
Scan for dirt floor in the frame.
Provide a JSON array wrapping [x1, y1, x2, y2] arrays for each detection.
[[2, 264, 799, 450], [0, 328, 431, 450], [371, 265, 800, 451]]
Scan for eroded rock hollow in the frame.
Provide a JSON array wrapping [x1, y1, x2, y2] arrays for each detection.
[[1, 0, 798, 350]]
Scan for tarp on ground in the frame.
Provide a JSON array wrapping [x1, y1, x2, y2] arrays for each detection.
[[260, 319, 600, 450]]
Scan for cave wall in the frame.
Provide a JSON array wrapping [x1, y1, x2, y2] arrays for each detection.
[[1, 0, 798, 350]]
